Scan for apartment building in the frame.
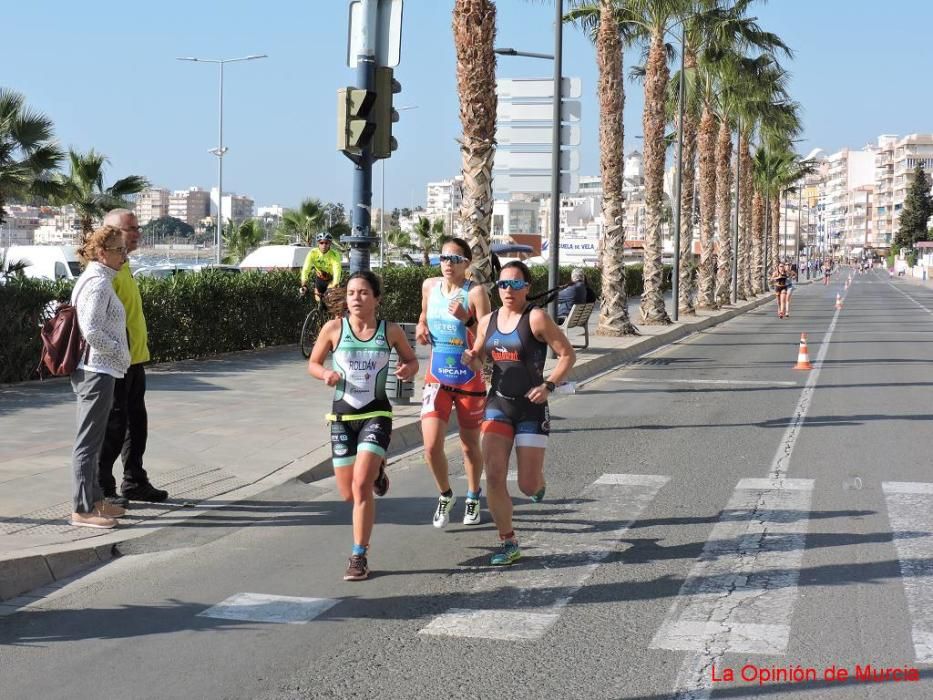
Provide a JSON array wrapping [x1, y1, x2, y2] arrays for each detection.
[[134, 187, 170, 226], [169, 187, 211, 228], [424, 176, 464, 236], [210, 188, 255, 223]]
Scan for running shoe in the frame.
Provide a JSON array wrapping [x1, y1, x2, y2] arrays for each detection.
[[432, 494, 456, 528], [530, 484, 547, 503], [490, 539, 521, 566], [343, 554, 369, 581], [463, 496, 481, 525], [373, 460, 389, 497]]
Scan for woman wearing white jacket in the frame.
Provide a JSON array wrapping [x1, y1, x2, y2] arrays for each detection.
[[69, 226, 132, 529]]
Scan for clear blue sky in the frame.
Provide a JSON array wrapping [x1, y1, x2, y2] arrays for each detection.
[[3, 1, 929, 213]]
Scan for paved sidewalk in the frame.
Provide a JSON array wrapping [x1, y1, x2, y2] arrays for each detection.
[[0, 291, 774, 601]]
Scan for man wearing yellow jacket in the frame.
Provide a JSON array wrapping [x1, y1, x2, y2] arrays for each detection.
[[98, 209, 169, 505]]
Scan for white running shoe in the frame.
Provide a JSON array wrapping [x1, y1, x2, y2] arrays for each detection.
[[462, 496, 481, 525], [432, 494, 456, 528]]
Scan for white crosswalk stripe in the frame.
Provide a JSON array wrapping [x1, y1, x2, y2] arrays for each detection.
[[652, 478, 814, 700], [882, 481, 933, 663], [419, 473, 669, 641]]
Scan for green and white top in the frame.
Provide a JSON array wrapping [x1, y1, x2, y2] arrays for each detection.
[[327, 317, 393, 421]]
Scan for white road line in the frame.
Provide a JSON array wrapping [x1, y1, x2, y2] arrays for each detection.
[[887, 281, 933, 316], [419, 473, 670, 641], [882, 482, 933, 662], [654, 479, 815, 699], [612, 378, 798, 387], [198, 592, 337, 624], [769, 303, 842, 479]]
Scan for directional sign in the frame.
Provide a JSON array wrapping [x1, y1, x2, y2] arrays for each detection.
[[497, 77, 582, 99], [495, 150, 579, 171], [347, 0, 403, 67], [498, 125, 580, 147], [497, 101, 581, 123], [493, 172, 579, 194]]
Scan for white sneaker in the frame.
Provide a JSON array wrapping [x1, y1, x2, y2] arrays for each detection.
[[463, 497, 481, 525], [432, 494, 456, 528]]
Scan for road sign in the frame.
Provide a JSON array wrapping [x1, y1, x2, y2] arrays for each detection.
[[497, 100, 580, 123], [497, 77, 582, 99], [493, 172, 579, 194], [495, 150, 579, 171], [347, 0, 403, 67], [498, 125, 580, 147]]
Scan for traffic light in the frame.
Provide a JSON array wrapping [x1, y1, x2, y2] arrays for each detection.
[[372, 67, 401, 160], [337, 87, 377, 154]]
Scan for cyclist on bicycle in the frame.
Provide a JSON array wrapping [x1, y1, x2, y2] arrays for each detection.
[[300, 232, 343, 300]]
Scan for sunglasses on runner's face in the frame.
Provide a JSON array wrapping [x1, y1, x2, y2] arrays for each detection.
[[497, 279, 530, 290], [439, 253, 467, 264]]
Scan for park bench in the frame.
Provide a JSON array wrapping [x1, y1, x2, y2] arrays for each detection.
[[559, 302, 595, 350]]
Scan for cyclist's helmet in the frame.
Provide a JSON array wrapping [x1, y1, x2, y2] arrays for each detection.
[[316, 232, 333, 243]]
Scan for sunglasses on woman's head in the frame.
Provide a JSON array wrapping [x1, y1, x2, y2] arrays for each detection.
[[439, 253, 467, 264], [496, 279, 530, 290]]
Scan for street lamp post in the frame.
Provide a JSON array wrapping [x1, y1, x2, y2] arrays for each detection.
[[177, 54, 267, 264], [495, 0, 564, 321], [671, 25, 686, 320]]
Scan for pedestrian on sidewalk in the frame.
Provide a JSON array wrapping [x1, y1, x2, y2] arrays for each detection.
[[69, 226, 132, 529], [96, 209, 169, 506], [556, 267, 596, 323], [415, 237, 490, 528], [462, 261, 576, 566], [308, 271, 419, 581]]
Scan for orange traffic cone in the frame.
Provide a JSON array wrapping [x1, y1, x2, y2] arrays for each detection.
[[794, 333, 813, 370], [835, 293, 843, 310]]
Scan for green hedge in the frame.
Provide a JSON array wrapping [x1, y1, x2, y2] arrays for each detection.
[[0, 262, 670, 384]]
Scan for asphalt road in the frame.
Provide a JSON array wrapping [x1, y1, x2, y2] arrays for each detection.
[[3, 270, 932, 700]]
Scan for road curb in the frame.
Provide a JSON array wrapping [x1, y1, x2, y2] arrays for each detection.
[[0, 292, 773, 603]]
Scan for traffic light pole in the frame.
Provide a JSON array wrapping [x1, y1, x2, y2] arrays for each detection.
[[344, 0, 379, 274]]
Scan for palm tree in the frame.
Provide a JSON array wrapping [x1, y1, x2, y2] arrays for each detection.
[[413, 216, 445, 266], [690, 2, 792, 307], [566, 0, 638, 335], [222, 219, 265, 264], [0, 88, 63, 225], [53, 148, 148, 236], [385, 227, 412, 254], [627, 0, 692, 325], [453, 0, 497, 284], [275, 197, 327, 245]]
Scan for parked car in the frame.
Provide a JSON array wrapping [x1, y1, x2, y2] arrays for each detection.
[[133, 264, 240, 279], [238, 245, 315, 271], [2, 245, 81, 281]]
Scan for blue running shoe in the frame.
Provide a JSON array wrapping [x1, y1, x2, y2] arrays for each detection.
[[490, 539, 521, 566], [530, 484, 546, 503]]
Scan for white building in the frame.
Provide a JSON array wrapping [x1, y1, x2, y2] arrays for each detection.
[[134, 187, 171, 226], [491, 199, 540, 243], [210, 188, 255, 223], [424, 176, 464, 237]]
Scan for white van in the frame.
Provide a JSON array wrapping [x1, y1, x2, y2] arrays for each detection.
[[3, 245, 81, 281], [238, 245, 314, 271]]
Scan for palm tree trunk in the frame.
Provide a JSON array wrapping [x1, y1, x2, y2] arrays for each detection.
[[714, 118, 733, 306], [696, 104, 717, 309], [595, 0, 636, 336], [751, 188, 764, 294], [770, 194, 781, 277], [453, 0, 497, 285], [678, 56, 698, 316], [639, 33, 671, 325], [738, 134, 752, 299]]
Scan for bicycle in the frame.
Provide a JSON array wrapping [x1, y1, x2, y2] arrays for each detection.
[[299, 285, 347, 358]]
